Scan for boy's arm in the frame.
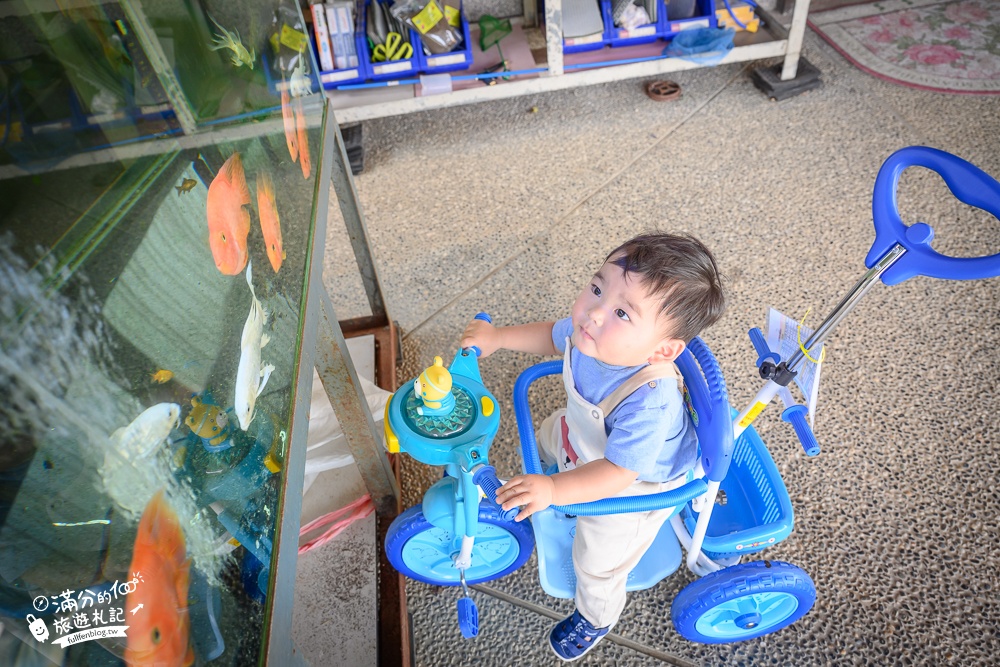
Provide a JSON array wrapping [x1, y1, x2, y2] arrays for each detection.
[[461, 319, 558, 358], [495, 460, 639, 522]]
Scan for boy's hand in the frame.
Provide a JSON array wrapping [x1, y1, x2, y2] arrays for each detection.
[[495, 474, 554, 522], [461, 318, 502, 358]]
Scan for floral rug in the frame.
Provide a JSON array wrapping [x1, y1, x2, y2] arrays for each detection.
[[809, 0, 1000, 94]]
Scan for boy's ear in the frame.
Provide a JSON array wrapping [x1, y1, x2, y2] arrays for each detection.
[[648, 337, 686, 364]]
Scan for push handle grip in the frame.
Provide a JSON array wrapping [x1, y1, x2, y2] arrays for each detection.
[[464, 312, 493, 357], [781, 404, 820, 457], [867, 146, 1000, 285], [472, 465, 519, 521], [748, 328, 781, 367]]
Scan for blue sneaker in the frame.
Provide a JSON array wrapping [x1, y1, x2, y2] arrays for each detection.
[[549, 609, 610, 662]]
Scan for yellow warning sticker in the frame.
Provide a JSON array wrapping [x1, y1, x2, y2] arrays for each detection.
[[737, 401, 768, 428], [280, 25, 309, 53], [412, 0, 444, 34]]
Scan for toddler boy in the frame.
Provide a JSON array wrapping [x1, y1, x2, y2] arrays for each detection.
[[461, 232, 725, 661]]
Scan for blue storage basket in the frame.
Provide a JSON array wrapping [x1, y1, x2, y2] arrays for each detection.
[[679, 423, 794, 560], [662, 0, 717, 38], [417, 8, 474, 74], [605, 0, 664, 48], [263, 19, 366, 93], [360, 0, 421, 81], [319, 29, 368, 89], [558, 0, 609, 53]]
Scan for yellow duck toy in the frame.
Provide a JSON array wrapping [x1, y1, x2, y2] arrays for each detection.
[[414, 356, 456, 416]]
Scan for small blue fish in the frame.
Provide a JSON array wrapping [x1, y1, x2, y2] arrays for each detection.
[[208, 15, 255, 70]]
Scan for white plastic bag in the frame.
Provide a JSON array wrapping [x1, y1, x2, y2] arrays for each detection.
[[303, 368, 391, 495]]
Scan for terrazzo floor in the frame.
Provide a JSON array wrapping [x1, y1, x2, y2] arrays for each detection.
[[317, 27, 1000, 667]]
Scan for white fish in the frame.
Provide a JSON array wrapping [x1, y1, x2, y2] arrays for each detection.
[[109, 403, 181, 458], [289, 54, 313, 98], [234, 261, 274, 430], [101, 403, 180, 516]]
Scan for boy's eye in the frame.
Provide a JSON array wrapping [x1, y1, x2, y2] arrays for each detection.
[[591, 284, 601, 297], [615, 308, 630, 321]]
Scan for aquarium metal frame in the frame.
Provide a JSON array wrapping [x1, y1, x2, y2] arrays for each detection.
[[264, 104, 409, 667]]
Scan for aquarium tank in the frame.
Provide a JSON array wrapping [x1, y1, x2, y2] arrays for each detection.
[[0, 0, 327, 664]]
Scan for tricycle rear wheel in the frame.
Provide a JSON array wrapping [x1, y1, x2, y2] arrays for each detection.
[[671, 560, 815, 643]]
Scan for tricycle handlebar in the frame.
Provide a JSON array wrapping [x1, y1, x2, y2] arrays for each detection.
[[867, 146, 1000, 285]]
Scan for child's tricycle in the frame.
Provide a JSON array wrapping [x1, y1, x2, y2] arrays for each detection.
[[383, 146, 1000, 642]]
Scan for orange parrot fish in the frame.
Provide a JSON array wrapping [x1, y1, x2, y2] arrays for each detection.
[[124, 491, 193, 667], [280, 87, 298, 163], [294, 96, 311, 180], [205, 152, 251, 275], [256, 172, 285, 273]]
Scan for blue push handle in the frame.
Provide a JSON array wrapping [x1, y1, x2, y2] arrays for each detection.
[[472, 465, 519, 521], [781, 404, 820, 456], [465, 312, 493, 357], [748, 327, 780, 368], [867, 146, 1000, 285]]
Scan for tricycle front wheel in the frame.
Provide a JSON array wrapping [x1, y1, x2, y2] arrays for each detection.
[[671, 560, 815, 643], [385, 501, 534, 585]]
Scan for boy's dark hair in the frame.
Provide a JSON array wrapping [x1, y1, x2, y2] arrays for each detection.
[[605, 232, 726, 342]]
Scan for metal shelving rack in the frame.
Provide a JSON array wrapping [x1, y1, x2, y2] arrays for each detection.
[[326, 0, 813, 123]]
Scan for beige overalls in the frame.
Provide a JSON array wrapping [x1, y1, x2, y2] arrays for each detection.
[[536, 340, 691, 629]]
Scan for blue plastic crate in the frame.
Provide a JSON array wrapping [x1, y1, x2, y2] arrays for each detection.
[[262, 36, 363, 95], [360, 0, 421, 81], [318, 30, 367, 89], [312, 2, 368, 88], [559, 0, 609, 53], [662, 0, 717, 38], [416, 7, 473, 73], [605, 0, 663, 48], [679, 423, 794, 560]]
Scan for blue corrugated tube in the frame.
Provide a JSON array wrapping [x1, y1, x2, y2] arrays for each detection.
[[513, 361, 708, 516]]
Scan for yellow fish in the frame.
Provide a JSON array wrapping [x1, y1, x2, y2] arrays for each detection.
[[207, 15, 255, 69], [175, 178, 197, 196], [151, 369, 174, 384]]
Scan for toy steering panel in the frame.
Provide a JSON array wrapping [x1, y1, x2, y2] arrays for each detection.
[[867, 146, 1000, 285]]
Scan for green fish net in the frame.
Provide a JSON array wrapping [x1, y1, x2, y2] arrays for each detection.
[[479, 15, 512, 53], [404, 387, 476, 438]]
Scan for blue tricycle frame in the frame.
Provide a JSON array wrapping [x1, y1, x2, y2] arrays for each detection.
[[383, 146, 1000, 643]]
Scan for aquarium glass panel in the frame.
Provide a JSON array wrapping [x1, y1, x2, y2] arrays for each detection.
[[0, 1, 327, 664]]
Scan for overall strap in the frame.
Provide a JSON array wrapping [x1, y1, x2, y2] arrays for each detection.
[[597, 363, 682, 416]]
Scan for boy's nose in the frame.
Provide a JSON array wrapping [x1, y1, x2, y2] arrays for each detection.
[[587, 306, 604, 325]]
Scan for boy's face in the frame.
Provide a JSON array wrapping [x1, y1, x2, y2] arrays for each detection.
[[570, 260, 684, 367]]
